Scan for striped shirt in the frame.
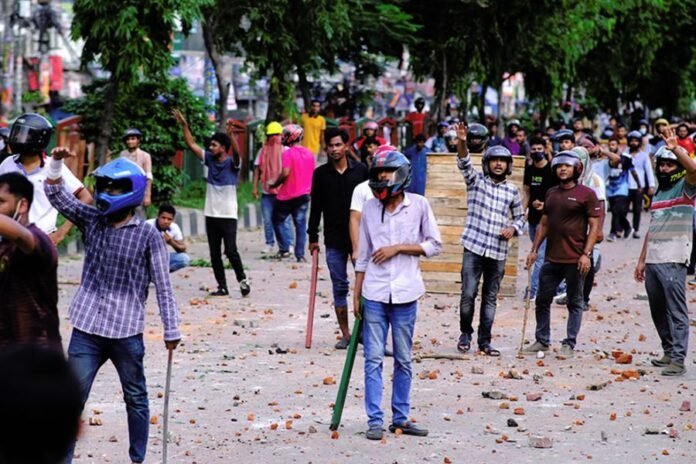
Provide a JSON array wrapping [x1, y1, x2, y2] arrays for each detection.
[[646, 178, 696, 264], [457, 156, 525, 261], [45, 182, 181, 341]]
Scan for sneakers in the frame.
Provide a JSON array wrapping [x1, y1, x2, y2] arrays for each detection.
[[661, 362, 685, 377], [239, 279, 251, 297], [650, 354, 671, 367], [606, 233, 617, 242], [335, 337, 350, 349], [632, 231, 641, 239], [623, 226, 632, 239], [388, 422, 429, 437], [553, 292, 567, 305], [272, 251, 291, 260], [296, 256, 307, 263], [209, 287, 229, 297], [559, 343, 574, 358], [261, 244, 274, 254], [521, 341, 549, 355], [688, 277, 696, 287], [366, 425, 384, 440]]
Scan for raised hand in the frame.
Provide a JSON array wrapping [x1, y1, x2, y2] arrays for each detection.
[[454, 122, 467, 142], [50, 147, 75, 161], [172, 109, 187, 126], [661, 127, 678, 150]]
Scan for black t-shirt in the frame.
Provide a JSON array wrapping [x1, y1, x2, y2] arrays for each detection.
[[523, 162, 557, 225]]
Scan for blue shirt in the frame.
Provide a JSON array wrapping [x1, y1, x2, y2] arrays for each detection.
[[404, 144, 428, 195], [606, 154, 634, 198], [204, 151, 240, 218]]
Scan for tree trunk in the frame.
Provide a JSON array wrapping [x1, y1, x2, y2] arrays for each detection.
[[296, 64, 311, 113], [202, 20, 228, 129], [438, 51, 448, 121], [94, 79, 118, 166], [266, 69, 285, 123], [478, 80, 488, 123]]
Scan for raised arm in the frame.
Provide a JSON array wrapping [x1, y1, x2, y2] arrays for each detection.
[[173, 109, 204, 160], [45, 148, 98, 230], [662, 128, 696, 185], [0, 215, 35, 254]]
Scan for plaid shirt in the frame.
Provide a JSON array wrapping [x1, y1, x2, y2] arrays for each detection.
[[45, 182, 180, 341], [458, 156, 525, 261]]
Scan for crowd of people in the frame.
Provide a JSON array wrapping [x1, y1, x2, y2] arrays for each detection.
[[1, 102, 696, 461]]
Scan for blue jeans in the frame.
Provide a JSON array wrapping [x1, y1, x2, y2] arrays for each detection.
[[325, 247, 350, 307], [459, 249, 506, 348], [261, 193, 277, 246], [65, 330, 149, 463], [170, 252, 190, 272], [646, 263, 689, 364], [534, 262, 585, 348], [528, 223, 546, 299], [363, 298, 417, 427], [272, 195, 309, 259]]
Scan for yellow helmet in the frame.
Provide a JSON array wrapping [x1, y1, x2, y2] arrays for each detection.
[[655, 118, 669, 128], [266, 121, 282, 135]]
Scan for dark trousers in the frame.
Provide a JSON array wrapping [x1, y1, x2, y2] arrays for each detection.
[[534, 262, 585, 348], [459, 249, 506, 348], [645, 263, 689, 364], [628, 189, 642, 231], [205, 216, 246, 289], [689, 228, 696, 275], [272, 195, 310, 259], [65, 330, 149, 463], [608, 195, 631, 235]]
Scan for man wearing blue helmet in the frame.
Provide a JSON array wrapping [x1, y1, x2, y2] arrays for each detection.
[[454, 122, 525, 357], [354, 149, 441, 441], [45, 148, 180, 464]]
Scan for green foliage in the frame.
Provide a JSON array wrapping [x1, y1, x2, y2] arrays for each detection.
[[71, 0, 207, 82], [64, 78, 214, 204]]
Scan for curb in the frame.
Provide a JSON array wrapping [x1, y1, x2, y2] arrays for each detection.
[[57, 203, 262, 256]]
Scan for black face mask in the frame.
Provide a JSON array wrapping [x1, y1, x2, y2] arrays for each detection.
[[657, 168, 686, 190], [531, 151, 545, 162]]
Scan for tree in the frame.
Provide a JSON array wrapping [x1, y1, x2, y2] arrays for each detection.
[[70, 0, 207, 165], [202, 0, 416, 122], [64, 78, 214, 204]]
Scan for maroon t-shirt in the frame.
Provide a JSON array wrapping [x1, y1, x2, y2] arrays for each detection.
[[0, 224, 61, 349], [543, 184, 600, 264]]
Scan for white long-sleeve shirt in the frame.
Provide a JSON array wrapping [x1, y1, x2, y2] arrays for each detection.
[[356, 193, 442, 304], [626, 149, 655, 190]]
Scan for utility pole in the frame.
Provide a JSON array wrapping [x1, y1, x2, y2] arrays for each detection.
[[11, 0, 31, 116]]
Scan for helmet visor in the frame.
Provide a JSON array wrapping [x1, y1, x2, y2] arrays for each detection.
[[10, 124, 40, 145], [551, 153, 578, 168]]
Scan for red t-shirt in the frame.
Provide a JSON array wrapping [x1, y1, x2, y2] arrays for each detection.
[[405, 112, 427, 136], [543, 184, 601, 263], [677, 137, 695, 157], [0, 224, 61, 349]]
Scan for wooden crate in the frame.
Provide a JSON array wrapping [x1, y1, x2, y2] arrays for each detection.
[[423, 153, 527, 296]]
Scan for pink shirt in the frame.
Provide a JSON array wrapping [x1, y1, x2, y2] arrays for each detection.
[[356, 193, 442, 303], [277, 145, 315, 201]]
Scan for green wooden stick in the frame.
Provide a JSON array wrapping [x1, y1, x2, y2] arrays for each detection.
[[329, 312, 363, 431]]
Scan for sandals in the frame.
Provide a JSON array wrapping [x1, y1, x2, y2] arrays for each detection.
[[457, 335, 471, 353], [480, 346, 501, 357]]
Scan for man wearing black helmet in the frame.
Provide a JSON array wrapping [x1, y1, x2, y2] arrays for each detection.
[[454, 122, 525, 356], [523, 150, 601, 358], [553, 129, 576, 153], [0, 113, 92, 244], [354, 148, 441, 440], [625, 130, 656, 238], [0, 126, 11, 163], [635, 128, 696, 377]]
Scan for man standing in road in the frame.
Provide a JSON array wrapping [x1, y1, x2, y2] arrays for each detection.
[[524, 150, 601, 357], [308, 127, 367, 349], [455, 122, 525, 356], [626, 130, 656, 238], [112, 128, 153, 216], [635, 129, 696, 377], [301, 99, 326, 159], [268, 124, 315, 262], [45, 150, 180, 464], [173, 110, 250, 297], [354, 149, 441, 441], [0, 113, 92, 244], [0, 173, 61, 350]]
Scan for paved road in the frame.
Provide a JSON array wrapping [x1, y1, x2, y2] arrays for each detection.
[[57, 223, 696, 463]]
